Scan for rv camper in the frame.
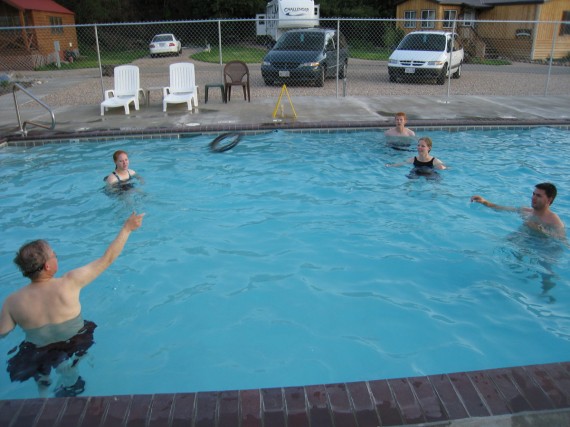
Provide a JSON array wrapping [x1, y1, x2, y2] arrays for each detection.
[[256, 0, 320, 42]]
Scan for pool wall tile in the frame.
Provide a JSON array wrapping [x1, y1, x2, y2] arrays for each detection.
[[81, 396, 108, 427], [466, 371, 510, 415], [195, 391, 218, 427], [261, 387, 286, 427], [147, 394, 174, 427], [9, 398, 43, 427], [447, 372, 490, 417], [305, 384, 334, 427], [59, 397, 88, 426], [171, 393, 196, 427], [428, 374, 470, 420], [218, 390, 239, 427], [103, 395, 132, 426], [239, 389, 262, 427], [368, 379, 404, 426], [528, 366, 570, 408], [284, 387, 309, 427], [325, 383, 357, 427], [126, 394, 153, 427], [511, 367, 555, 411], [408, 376, 447, 422], [345, 382, 379, 427], [489, 369, 533, 413], [36, 397, 66, 427], [388, 378, 425, 424]]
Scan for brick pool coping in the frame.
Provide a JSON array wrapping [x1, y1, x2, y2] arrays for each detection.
[[1, 361, 570, 426]]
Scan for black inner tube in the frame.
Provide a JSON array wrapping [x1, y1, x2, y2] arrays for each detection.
[[210, 132, 242, 153]]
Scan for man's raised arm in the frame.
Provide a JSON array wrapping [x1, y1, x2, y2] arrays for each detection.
[[64, 212, 145, 288]]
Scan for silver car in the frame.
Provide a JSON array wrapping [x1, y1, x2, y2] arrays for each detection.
[[149, 34, 182, 58]]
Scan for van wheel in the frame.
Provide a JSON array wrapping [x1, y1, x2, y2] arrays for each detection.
[[453, 63, 461, 79], [339, 62, 347, 79], [315, 66, 325, 87], [437, 65, 448, 85]]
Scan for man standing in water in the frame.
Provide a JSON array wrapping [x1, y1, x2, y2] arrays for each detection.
[[0, 212, 144, 397], [384, 112, 416, 137], [471, 183, 565, 239]]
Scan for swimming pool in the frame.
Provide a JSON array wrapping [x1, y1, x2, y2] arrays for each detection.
[[0, 127, 568, 400]]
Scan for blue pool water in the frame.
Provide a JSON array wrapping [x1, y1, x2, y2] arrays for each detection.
[[0, 127, 569, 400]]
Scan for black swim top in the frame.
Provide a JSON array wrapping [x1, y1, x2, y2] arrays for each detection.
[[413, 157, 435, 168], [112, 170, 132, 183]]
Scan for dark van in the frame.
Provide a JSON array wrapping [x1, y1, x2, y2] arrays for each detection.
[[261, 28, 349, 87]]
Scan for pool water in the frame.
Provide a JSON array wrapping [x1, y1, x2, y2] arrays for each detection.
[[0, 127, 568, 400]]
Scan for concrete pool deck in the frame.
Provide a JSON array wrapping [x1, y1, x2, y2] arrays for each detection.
[[1, 80, 570, 140], [1, 84, 570, 426]]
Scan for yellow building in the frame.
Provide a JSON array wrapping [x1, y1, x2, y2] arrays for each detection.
[[395, 0, 570, 60]]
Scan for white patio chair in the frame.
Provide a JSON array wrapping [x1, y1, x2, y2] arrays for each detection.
[[100, 65, 144, 116], [163, 62, 199, 112]]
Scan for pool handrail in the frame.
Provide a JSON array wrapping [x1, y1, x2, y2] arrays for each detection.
[[12, 83, 56, 137]]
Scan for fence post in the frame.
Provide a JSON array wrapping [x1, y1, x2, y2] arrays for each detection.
[[95, 24, 104, 100], [218, 20, 224, 84], [445, 19, 457, 102], [545, 21, 558, 96], [336, 19, 340, 98]]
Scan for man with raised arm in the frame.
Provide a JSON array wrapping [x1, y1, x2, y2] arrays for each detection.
[[471, 183, 565, 239], [0, 212, 144, 397]]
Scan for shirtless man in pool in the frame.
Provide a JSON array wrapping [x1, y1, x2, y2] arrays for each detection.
[[471, 183, 565, 239], [0, 212, 144, 396], [384, 112, 416, 137]]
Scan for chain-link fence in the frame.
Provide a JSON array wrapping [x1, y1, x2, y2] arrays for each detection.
[[1, 18, 569, 106]]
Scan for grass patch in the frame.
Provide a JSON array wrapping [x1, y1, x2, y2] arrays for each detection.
[[34, 48, 149, 70], [349, 47, 391, 61], [468, 57, 511, 66], [191, 46, 267, 63]]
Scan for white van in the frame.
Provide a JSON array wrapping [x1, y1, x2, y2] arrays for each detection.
[[388, 31, 464, 85]]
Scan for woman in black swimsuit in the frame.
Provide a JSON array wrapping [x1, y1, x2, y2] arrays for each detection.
[[105, 150, 137, 186], [385, 137, 447, 172]]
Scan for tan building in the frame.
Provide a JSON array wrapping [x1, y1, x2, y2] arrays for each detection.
[[0, 0, 78, 70], [394, 0, 570, 61]]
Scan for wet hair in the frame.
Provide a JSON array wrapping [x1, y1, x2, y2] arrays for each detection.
[[418, 136, 433, 152], [113, 150, 128, 163], [535, 182, 557, 204], [13, 240, 51, 279], [395, 112, 407, 119]]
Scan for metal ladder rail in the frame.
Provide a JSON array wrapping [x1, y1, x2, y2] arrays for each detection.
[[12, 83, 56, 136]]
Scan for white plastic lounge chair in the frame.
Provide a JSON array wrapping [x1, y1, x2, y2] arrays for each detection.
[[163, 62, 199, 112], [100, 65, 144, 116]]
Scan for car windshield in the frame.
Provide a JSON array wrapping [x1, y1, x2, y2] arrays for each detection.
[[153, 35, 173, 42], [274, 32, 325, 51], [397, 34, 446, 51]]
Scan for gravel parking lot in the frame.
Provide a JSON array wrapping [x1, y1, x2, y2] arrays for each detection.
[[12, 48, 570, 108]]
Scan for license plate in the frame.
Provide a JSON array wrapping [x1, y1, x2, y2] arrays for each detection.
[[279, 71, 290, 77], [159, 43, 165, 47], [405, 67, 415, 74]]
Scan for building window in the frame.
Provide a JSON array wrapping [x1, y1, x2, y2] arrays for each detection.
[[421, 10, 435, 28], [443, 10, 457, 29], [50, 16, 63, 34], [462, 10, 475, 27], [404, 11, 416, 28], [560, 11, 570, 36]]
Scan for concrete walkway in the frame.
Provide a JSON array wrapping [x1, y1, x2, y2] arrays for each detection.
[[1, 75, 569, 140]]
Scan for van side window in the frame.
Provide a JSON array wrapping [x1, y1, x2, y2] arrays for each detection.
[[326, 37, 335, 51]]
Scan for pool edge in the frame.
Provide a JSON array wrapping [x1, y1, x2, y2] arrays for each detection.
[[1, 361, 569, 426]]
